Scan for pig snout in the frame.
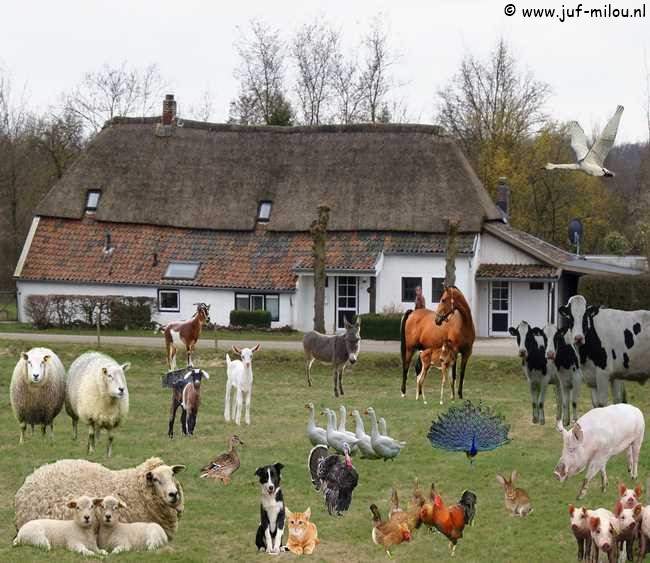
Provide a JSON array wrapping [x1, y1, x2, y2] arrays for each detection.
[[554, 463, 567, 481], [600, 542, 611, 553], [571, 523, 579, 532]]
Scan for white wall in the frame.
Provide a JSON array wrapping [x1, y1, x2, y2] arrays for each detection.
[[478, 232, 539, 264], [376, 254, 472, 313], [16, 280, 293, 328]]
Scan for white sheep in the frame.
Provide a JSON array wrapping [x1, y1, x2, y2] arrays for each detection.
[[65, 351, 130, 457], [15, 458, 186, 540], [10, 347, 66, 443], [13, 495, 106, 556], [97, 495, 168, 553]]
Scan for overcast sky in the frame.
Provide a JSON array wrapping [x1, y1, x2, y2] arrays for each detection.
[[2, 0, 649, 143]]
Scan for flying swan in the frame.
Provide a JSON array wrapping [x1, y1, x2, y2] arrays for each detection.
[[545, 105, 623, 177]]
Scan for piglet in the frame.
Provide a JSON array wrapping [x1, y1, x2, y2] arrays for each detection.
[[588, 508, 618, 563], [613, 500, 641, 562], [553, 404, 645, 499], [568, 504, 591, 561], [617, 482, 642, 509]]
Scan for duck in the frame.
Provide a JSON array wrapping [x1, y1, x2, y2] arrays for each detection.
[[351, 409, 380, 459], [199, 435, 244, 484], [323, 408, 359, 454], [365, 407, 405, 461], [305, 402, 328, 446], [545, 105, 623, 177]]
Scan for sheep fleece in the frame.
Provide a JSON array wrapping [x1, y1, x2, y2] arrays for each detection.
[[10, 348, 65, 426], [15, 458, 184, 539]]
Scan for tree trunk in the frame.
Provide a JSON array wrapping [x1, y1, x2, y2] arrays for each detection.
[[311, 205, 330, 333], [445, 218, 459, 287]]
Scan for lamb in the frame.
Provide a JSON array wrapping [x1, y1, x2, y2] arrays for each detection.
[[97, 495, 168, 553], [13, 495, 105, 556], [10, 347, 66, 443], [224, 345, 259, 425], [65, 351, 130, 457], [15, 457, 186, 540]]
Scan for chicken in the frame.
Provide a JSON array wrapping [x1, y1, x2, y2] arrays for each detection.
[[388, 479, 425, 533], [370, 503, 412, 557], [420, 483, 477, 556]]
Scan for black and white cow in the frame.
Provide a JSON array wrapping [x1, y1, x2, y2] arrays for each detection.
[[509, 320, 561, 425], [559, 294, 643, 407], [543, 324, 582, 426]]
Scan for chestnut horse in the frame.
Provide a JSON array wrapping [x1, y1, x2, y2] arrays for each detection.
[[399, 286, 475, 400], [158, 303, 211, 369]]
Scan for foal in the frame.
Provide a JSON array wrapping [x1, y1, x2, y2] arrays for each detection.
[[158, 303, 210, 369]]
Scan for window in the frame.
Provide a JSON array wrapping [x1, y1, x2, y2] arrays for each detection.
[[163, 261, 200, 280], [401, 277, 422, 302], [85, 190, 101, 212], [432, 277, 445, 303], [235, 293, 280, 321], [158, 289, 179, 312], [257, 201, 272, 222], [529, 282, 544, 290]]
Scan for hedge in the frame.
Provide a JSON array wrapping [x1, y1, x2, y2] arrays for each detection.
[[229, 309, 272, 328], [359, 313, 403, 340], [24, 295, 154, 329], [578, 274, 650, 311]]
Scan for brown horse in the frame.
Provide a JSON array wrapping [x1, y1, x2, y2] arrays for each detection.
[[399, 286, 475, 400], [158, 303, 211, 370]]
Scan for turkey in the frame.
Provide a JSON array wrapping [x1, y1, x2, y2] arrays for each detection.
[[426, 400, 510, 462], [308, 443, 358, 516]]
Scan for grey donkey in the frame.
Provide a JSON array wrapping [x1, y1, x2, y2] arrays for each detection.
[[303, 317, 361, 397]]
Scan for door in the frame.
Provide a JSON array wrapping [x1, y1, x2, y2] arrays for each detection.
[[336, 276, 358, 330], [490, 281, 510, 335]]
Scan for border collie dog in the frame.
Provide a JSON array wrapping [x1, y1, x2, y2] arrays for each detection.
[[255, 463, 285, 554]]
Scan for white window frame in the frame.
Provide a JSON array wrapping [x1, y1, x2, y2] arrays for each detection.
[[158, 289, 180, 312], [257, 201, 272, 222], [85, 190, 101, 212], [234, 293, 280, 322]]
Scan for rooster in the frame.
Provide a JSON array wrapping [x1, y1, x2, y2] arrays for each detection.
[[420, 483, 477, 556], [370, 503, 412, 557]]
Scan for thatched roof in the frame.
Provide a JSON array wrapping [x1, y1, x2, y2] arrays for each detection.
[[36, 118, 502, 233]]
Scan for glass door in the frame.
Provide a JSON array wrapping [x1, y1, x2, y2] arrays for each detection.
[[490, 281, 510, 335], [336, 276, 358, 330]]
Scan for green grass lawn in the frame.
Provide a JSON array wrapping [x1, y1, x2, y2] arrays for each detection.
[[0, 323, 302, 341], [0, 339, 646, 562]]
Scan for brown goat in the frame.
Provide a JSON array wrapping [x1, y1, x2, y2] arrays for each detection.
[[168, 368, 209, 438], [158, 303, 210, 370]]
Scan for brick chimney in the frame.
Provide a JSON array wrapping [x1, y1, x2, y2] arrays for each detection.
[[495, 177, 510, 222], [162, 94, 177, 125]]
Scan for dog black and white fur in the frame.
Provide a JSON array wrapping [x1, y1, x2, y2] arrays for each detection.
[[255, 463, 285, 554]]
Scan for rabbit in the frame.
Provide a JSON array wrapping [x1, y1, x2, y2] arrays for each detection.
[[496, 470, 533, 517]]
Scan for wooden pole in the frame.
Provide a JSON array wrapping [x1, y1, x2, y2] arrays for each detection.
[[95, 304, 101, 347], [311, 204, 330, 333]]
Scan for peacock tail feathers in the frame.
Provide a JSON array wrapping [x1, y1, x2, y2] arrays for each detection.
[[426, 400, 510, 457]]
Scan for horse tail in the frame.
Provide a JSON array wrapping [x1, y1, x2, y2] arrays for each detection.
[[400, 310, 413, 370]]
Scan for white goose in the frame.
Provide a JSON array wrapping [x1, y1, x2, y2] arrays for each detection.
[[365, 407, 405, 460], [324, 408, 359, 454], [337, 405, 360, 445], [305, 402, 328, 447], [351, 409, 380, 459], [379, 417, 388, 436], [545, 105, 623, 177]]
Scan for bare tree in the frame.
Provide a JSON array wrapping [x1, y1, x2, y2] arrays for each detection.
[[330, 54, 364, 124], [291, 20, 340, 125], [186, 88, 215, 122], [64, 62, 167, 136], [34, 110, 84, 179], [230, 20, 292, 125], [436, 38, 551, 180]]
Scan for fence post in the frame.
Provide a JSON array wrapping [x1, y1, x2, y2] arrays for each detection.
[[95, 304, 101, 347]]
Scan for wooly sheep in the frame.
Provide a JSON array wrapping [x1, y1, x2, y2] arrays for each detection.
[[15, 458, 186, 540], [65, 351, 130, 457], [13, 495, 105, 556], [97, 495, 168, 553], [10, 347, 66, 443]]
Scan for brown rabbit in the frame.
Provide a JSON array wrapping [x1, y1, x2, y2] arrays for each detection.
[[496, 470, 532, 517]]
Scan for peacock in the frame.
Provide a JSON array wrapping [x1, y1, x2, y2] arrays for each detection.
[[426, 401, 510, 462]]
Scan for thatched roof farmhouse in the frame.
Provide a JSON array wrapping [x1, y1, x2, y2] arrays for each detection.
[[15, 96, 640, 335]]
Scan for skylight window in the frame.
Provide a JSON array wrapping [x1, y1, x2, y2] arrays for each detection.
[[164, 261, 200, 280], [257, 201, 272, 222], [86, 190, 101, 212]]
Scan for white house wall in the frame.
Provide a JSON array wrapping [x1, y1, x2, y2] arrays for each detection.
[[16, 280, 292, 328], [478, 232, 539, 264]]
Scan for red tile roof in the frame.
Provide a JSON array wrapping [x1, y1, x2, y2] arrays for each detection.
[[19, 218, 469, 291], [476, 263, 559, 280]]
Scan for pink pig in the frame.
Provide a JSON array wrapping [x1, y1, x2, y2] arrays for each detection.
[[554, 404, 644, 500]]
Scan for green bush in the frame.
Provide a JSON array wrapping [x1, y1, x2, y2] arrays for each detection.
[[229, 309, 272, 328], [359, 313, 402, 340], [579, 274, 650, 310], [108, 297, 153, 329]]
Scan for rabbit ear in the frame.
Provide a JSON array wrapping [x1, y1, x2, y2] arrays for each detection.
[[496, 474, 506, 487], [511, 469, 518, 483]]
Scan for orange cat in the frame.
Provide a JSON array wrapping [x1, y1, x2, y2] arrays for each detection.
[[286, 507, 320, 555]]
